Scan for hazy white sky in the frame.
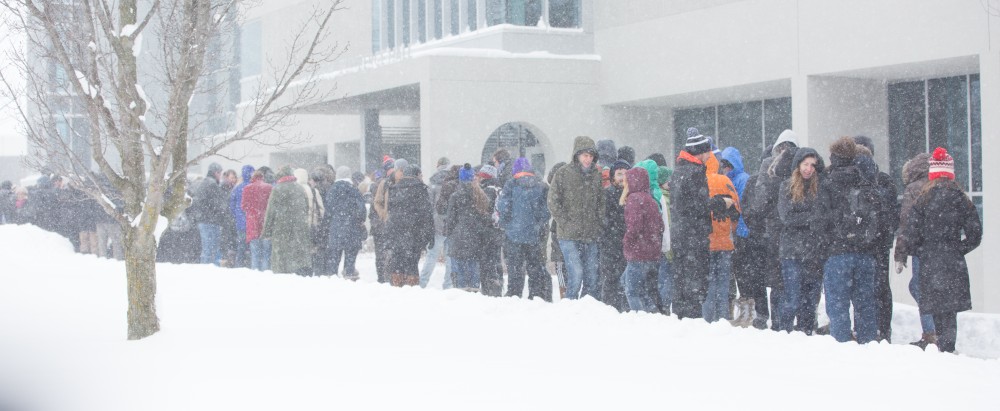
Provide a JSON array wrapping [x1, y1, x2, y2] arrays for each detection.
[[0, 22, 27, 157]]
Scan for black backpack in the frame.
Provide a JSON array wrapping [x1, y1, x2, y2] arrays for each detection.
[[839, 181, 880, 249]]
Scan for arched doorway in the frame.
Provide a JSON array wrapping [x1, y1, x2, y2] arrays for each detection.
[[481, 122, 546, 175]]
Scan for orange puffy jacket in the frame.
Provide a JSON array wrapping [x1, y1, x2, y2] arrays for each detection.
[[705, 152, 741, 251]]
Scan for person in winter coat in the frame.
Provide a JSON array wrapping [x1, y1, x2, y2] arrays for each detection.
[[325, 166, 367, 279], [66, 184, 102, 255], [617, 146, 636, 167], [294, 168, 325, 275], [492, 149, 514, 189], [854, 136, 900, 342], [546, 162, 568, 298], [310, 167, 335, 275], [229, 165, 255, 268], [598, 160, 631, 311], [749, 130, 799, 329], [703, 150, 742, 322], [498, 157, 552, 301], [669, 132, 736, 320], [720, 147, 750, 240], [12, 186, 29, 225], [893, 153, 937, 347], [386, 165, 436, 287], [635, 159, 663, 210], [597, 139, 617, 188], [370, 157, 399, 283], [242, 169, 273, 271], [656, 166, 674, 315], [476, 164, 505, 296], [420, 158, 455, 288], [0, 181, 14, 224], [190, 163, 229, 265], [447, 164, 491, 291], [777, 148, 828, 334], [548, 136, 606, 300], [262, 167, 311, 275], [897, 147, 981, 353], [621, 167, 665, 313], [820, 137, 880, 344]]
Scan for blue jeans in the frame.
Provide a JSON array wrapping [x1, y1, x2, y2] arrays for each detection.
[[249, 238, 272, 271], [234, 230, 248, 268], [330, 246, 360, 276], [780, 259, 823, 333], [622, 260, 658, 312], [452, 258, 480, 289], [198, 223, 222, 265], [420, 234, 452, 289], [703, 251, 733, 322], [658, 254, 673, 314], [824, 253, 877, 343], [909, 257, 936, 334], [558, 240, 600, 300]]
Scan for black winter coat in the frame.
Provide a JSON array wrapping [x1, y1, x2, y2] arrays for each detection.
[[669, 153, 725, 251], [385, 177, 435, 253], [777, 179, 829, 262], [898, 181, 981, 314], [821, 162, 880, 256], [600, 184, 627, 266], [445, 183, 490, 260], [190, 176, 229, 226], [325, 180, 367, 250]]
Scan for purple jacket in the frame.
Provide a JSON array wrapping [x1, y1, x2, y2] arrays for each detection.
[[623, 167, 664, 262]]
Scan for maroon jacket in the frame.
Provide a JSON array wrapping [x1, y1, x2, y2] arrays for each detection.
[[623, 167, 664, 262], [241, 175, 273, 242]]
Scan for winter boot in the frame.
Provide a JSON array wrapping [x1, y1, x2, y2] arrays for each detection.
[[910, 333, 938, 350], [390, 272, 405, 287], [404, 274, 420, 287]]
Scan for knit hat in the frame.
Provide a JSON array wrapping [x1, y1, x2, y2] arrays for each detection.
[[336, 166, 351, 180], [512, 157, 532, 175], [608, 159, 631, 182], [657, 166, 673, 186], [382, 156, 395, 171], [478, 164, 499, 180], [617, 146, 635, 166], [393, 158, 409, 172], [597, 139, 617, 168], [684, 133, 712, 156], [928, 147, 955, 181], [459, 164, 475, 182], [687, 127, 701, 138]]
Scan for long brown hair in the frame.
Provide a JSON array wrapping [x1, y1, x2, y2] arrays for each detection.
[[470, 182, 492, 216], [917, 177, 965, 207], [789, 155, 818, 203]]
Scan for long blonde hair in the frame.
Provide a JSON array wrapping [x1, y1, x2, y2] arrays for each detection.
[[789, 156, 818, 203]]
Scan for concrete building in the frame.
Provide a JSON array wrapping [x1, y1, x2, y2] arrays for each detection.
[[224, 0, 998, 313]]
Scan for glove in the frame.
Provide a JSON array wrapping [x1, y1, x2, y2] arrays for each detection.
[[894, 260, 906, 274]]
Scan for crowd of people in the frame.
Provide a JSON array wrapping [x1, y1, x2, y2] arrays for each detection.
[[0, 128, 981, 353]]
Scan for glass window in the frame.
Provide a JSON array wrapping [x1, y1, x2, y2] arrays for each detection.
[[386, 0, 396, 48], [432, 0, 443, 39], [240, 20, 261, 77], [467, 0, 477, 31], [928, 75, 970, 191], [549, 0, 579, 28], [449, 0, 460, 35], [402, 0, 411, 45], [673, 106, 715, 157], [372, 0, 382, 52], [970, 74, 982, 193], [763, 97, 792, 147], [718, 101, 763, 174], [888, 81, 925, 192], [417, 0, 427, 43], [486, 0, 504, 26]]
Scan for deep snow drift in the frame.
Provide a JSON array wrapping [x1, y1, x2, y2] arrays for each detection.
[[0, 224, 997, 411]]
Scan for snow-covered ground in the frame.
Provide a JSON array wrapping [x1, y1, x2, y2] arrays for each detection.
[[0, 224, 997, 411]]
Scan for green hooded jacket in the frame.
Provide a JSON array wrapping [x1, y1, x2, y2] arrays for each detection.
[[636, 159, 663, 210], [547, 136, 606, 241]]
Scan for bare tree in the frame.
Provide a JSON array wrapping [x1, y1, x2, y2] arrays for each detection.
[[0, 0, 346, 339]]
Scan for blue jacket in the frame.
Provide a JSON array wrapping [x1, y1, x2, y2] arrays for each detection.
[[721, 147, 750, 238], [498, 172, 550, 244], [229, 165, 254, 231]]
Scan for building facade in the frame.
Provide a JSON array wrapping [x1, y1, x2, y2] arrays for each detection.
[[224, 0, 999, 313]]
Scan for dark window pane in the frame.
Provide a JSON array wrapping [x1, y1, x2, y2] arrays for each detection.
[[418, 0, 427, 43], [487, 0, 504, 25], [450, 0, 460, 35], [549, 0, 579, 28], [433, 0, 442, 39], [673, 107, 715, 158], [971, 74, 982, 193], [763, 97, 792, 148], [386, 0, 396, 48], [928, 75, 969, 191], [468, 0, 477, 31], [402, 0, 411, 45], [888, 81, 926, 193], [372, 0, 381, 52], [719, 101, 763, 175]]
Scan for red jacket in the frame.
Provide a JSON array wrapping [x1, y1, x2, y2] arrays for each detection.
[[241, 176, 273, 242], [623, 167, 664, 262]]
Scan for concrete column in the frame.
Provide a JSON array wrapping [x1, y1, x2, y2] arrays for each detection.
[[425, 0, 435, 41], [458, 0, 468, 33], [379, 0, 390, 51], [791, 74, 810, 147], [410, 0, 420, 44], [976, 50, 1000, 313], [541, 0, 549, 27], [442, 0, 452, 36], [475, 0, 486, 30]]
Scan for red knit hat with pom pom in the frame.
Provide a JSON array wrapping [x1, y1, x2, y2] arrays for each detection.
[[928, 147, 955, 181]]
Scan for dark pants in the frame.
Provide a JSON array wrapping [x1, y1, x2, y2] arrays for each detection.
[[672, 246, 709, 320], [733, 236, 769, 322], [479, 245, 504, 297], [374, 233, 390, 283], [504, 241, 551, 301], [779, 258, 823, 334], [330, 245, 360, 276], [389, 245, 421, 276], [931, 311, 958, 352], [873, 248, 894, 341], [598, 244, 628, 312]]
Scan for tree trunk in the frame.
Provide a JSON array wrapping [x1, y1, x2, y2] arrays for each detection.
[[124, 223, 159, 340]]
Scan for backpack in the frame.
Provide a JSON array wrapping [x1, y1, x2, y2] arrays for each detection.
[[839, 182, 880, 248]]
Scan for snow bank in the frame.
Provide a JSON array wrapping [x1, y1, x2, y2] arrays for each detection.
[[0, 224, 997, 411]]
